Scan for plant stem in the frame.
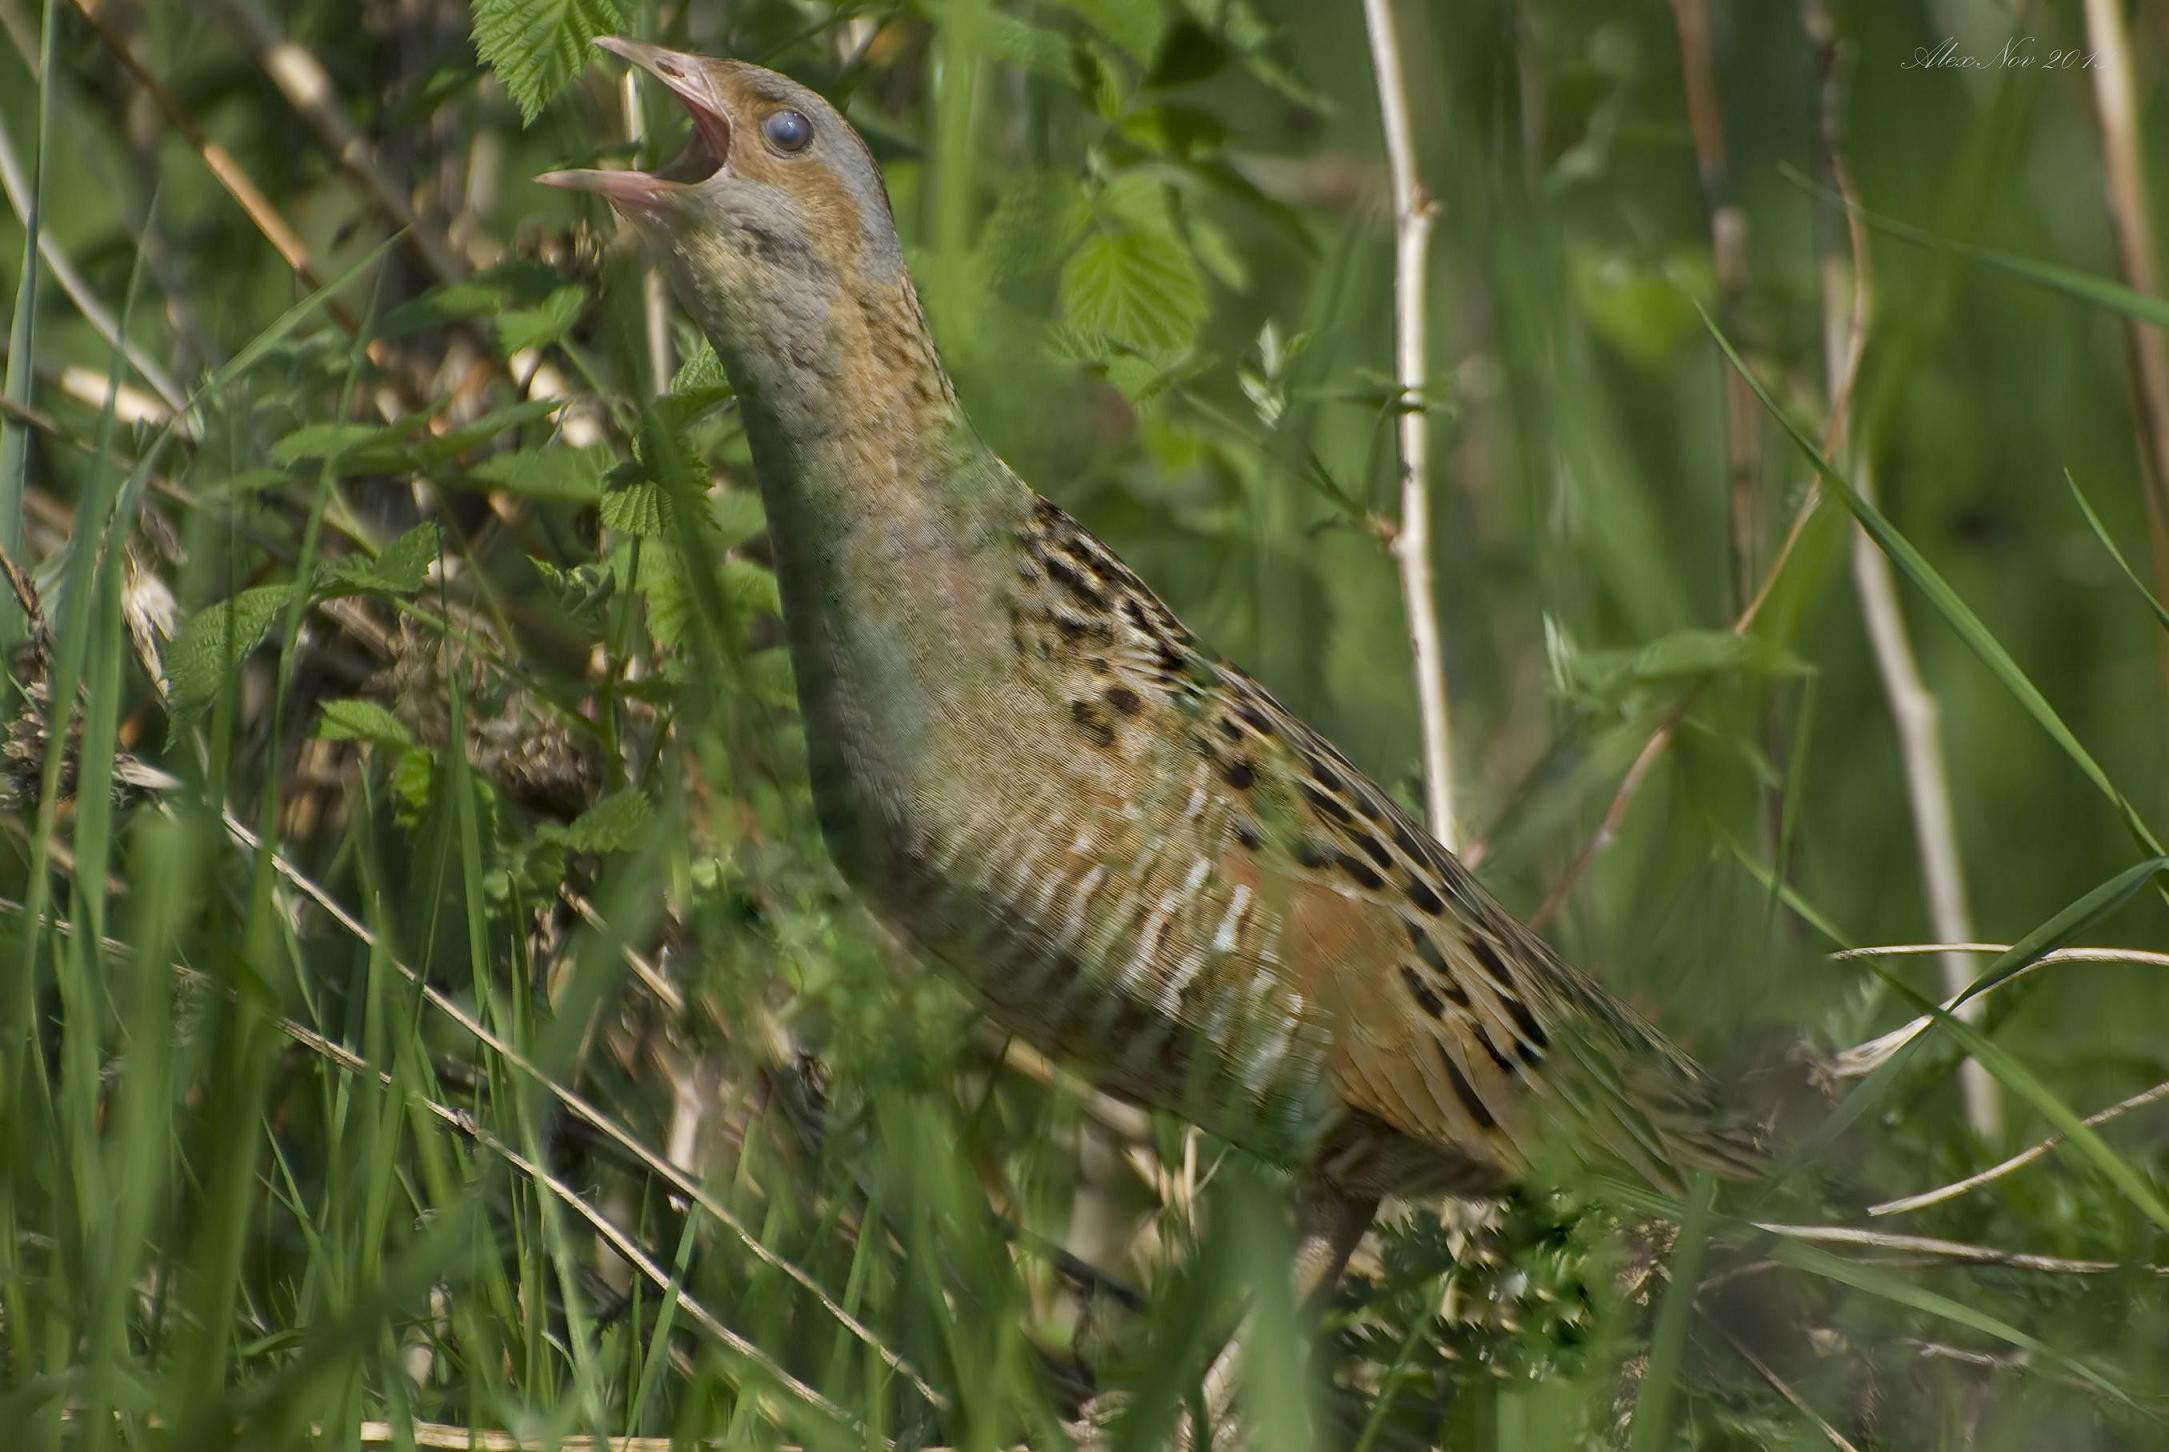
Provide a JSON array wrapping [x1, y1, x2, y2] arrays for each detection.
[[1360, 0, 1458, 849]]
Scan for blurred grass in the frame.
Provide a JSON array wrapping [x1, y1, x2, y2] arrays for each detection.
[[0, 0, 2163, 1448]]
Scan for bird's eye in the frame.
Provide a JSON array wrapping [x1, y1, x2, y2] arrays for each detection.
[[763, 109, 813, 154]]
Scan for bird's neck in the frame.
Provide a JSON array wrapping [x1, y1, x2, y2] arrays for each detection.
[[723, 274, 1027, 610], [708, 273, 1030, 856]]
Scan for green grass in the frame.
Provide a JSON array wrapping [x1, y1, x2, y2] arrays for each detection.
[[0, 0, 2165, 1447]]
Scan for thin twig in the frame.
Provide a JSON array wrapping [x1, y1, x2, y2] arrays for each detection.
[[1821, 942, 2169, 1082], [1360, 0, 1458, 848], [1804, 0, 1992, 1138], [1707, 1318, 1864, 1452], [1751, 1219, 2157, 1276], [1870, 1076, 2169, 1218], [215, 808, 946, 1412]]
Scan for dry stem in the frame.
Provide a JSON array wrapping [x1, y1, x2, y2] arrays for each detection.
[[1361, 0, 1458, 849]]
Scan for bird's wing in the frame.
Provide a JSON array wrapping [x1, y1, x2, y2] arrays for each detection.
[[973, 494, 1765, 1191]]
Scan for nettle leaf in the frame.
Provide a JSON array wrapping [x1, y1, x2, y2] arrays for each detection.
[[167, 584, 296, 726], [540, 790, 653, 854], [662, 343, 734, 423], [471, 444, 611, 501], [318, 698, 416, 749], [600, 479, 671, 538], [323, 524, 439, 597], [495, 284, 588, 354], [472, 0, 628, 125], [1059, 224, 1206, 360], [670, 343, 726, 395]]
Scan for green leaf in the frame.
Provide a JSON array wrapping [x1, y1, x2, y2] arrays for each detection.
[[540, 790, 654, 854], [709, 488, 766, 551], [318, 698, 416, 749], [720, 558, 780, 619], [323, 524, 438, 597], [1796, 167, 2169, 331], [1059, 225, 1207, 360], [1571, 629, 1810, 700], [600, 479, 670, 538], [166, 584, 295, 725], [471, 445, 612, 502], [1045, 0, 1165, 59], [271, 421, 392, 466], [669, 343, 726, 395], [494, 284, 587, 354], [471, 0, 627, 125]]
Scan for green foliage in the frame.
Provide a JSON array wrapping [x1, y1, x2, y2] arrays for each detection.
[[471, 0, 628, 123], [4, 2, 2168, 1450]]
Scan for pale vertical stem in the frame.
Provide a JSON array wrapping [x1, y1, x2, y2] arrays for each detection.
[[1361, 0, 1459, 849], [2082, 0, 2169, 665], [1805, 0, 1995, 1138], [622, 67, 673, 395]]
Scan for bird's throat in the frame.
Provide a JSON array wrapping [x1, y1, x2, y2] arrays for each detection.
[[699, 270, 1030, 864]]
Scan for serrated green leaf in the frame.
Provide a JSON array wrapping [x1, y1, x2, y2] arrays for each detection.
[[471, 445, 611, 501], [472, 0, 628, 125], [495, 284, 587, 354], [318, 698, 416, 748], [391, 746, 436, 818], [541, 790, 654, 853], [167, 584, 295, 724], [1060, 224, 1206, 360], [669, 344, 726, 396], [323, 524, 438, 597], [601, 480, 670, 538]]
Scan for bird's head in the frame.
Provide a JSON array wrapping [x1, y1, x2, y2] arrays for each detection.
[[540, 41, 915, 406]]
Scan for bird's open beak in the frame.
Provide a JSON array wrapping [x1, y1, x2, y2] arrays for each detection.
[[536, 37, 734, 211]]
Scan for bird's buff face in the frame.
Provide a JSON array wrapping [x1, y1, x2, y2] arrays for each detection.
[[538, 41, 908, 389]]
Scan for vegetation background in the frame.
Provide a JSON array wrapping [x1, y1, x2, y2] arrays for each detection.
[[0, 0, 2166, 1446]]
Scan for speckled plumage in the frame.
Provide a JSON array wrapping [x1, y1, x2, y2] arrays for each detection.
[[544, 44, 1766, 1204]]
